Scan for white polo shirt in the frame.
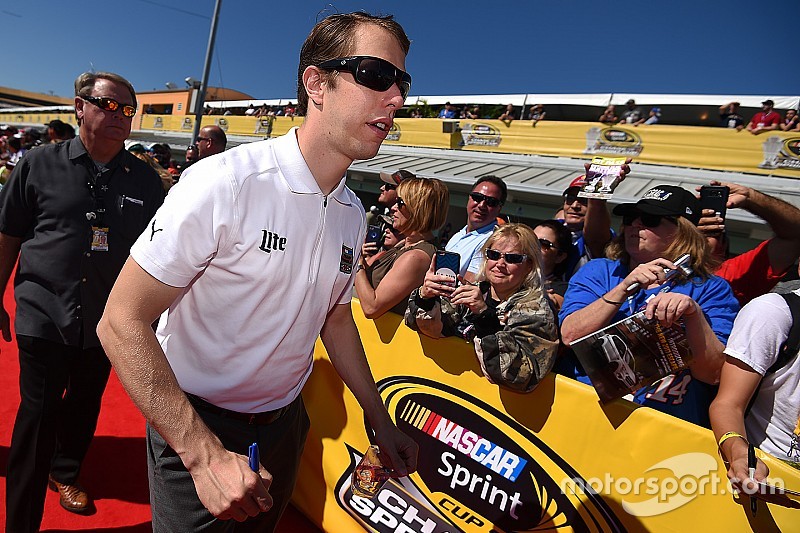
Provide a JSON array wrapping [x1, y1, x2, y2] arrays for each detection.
[[131, 129, 365, 412]]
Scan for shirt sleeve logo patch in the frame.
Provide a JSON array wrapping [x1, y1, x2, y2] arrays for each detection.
[[340, 245, 354, 274]]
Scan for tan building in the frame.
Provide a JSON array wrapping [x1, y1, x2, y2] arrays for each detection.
[[136, 87, 253, 116]]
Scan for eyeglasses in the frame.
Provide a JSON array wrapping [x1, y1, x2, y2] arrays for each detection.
[[381, 183, 396, 191], [538, 238, 559, 251], [82, 96, 137, 118], [485, 248, 529, 264], [316, 56, 412, 100], [195, 137, 211, 144], [622, 212, 678, 228], [395, 197, 406, 210], [469, 192, 503, 208]]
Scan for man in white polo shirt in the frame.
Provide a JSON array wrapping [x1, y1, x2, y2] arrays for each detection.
[[445, 175, 506, 282], [98, 12, 418, 532]]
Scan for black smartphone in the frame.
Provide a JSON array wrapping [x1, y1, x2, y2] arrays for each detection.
[[700, 185, 730, 219], [365, 225, 383, 245], [435, 250, 460, 288]]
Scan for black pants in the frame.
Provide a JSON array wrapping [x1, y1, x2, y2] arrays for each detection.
[[5, 335, 112, 533], [147, 394, 310, 533]]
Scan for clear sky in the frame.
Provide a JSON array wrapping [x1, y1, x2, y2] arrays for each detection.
[[5, 0, 798, 101]]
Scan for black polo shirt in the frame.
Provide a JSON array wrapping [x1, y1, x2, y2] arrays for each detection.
[[0, 137, 165, 348]]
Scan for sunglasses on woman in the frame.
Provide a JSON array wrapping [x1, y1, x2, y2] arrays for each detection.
[[394, 197, 406, 209], [622, 213, 678, 228], [82, 95, 137, 118], [537, 238, 559, 251], [316, 56, 412, 100], [469, 192, 503, 208], [485, 249, 528, 264]]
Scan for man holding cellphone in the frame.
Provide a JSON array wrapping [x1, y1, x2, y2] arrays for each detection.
[[696, 180, 800, 306], [98, 12, 418, 532]]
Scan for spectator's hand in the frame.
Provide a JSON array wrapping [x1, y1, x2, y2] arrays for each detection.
[[419, 256, 456, 299], [362, 241, 379, 258], [188, 448, 273, 521], [695, 180, 752, 210], [547, 288, 565, 310], [725, 440, 769, 496], [373, 424, 418, 477], [643, 292, 698, 327], [696, 209, 725, 236], [449, 282, 487, 315], [0, 305, 11, 343], [618, 258, 676, 294]]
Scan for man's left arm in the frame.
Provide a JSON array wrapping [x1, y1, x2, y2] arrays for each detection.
[[715, 181, 800, 274], [320, 303, 418, 476]]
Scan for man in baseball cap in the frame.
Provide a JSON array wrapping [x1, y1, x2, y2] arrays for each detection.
[[613, 185, 701, 225], [366, 169, 416, 251]]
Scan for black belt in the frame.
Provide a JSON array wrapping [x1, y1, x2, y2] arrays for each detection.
[[185, 392, 290, 425]]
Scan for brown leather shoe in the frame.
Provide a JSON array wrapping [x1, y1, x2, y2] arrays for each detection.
[[48, 476, 91, 513]]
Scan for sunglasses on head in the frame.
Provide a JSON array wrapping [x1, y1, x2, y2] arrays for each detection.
[[622, 212, 678, 228], [82, 95, 137, 118], [538, 238, 559, 251], [469, 192, 503, 208], [317, 56, 411, 100], [485, 248, 528, 264]]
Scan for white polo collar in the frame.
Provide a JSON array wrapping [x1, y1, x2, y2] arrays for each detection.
[[273, 127, 353, 206]]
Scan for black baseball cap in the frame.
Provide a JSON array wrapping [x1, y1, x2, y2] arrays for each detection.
[[613, 185, 701, 225], [762, 99, 775, 107]]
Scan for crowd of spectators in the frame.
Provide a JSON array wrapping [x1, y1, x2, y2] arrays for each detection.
[[203, 102, 301, 117], [357, 165, 800, 477]]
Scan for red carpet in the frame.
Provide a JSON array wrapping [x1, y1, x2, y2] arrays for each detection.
[[0, 284, 320, 532]]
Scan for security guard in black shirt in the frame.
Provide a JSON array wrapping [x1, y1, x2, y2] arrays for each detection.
[[0, 71, 164, 532]]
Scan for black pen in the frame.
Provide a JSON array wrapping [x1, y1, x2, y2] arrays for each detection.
[[748, 443, 757, 516]]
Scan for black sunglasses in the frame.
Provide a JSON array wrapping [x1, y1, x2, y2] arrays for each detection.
[[195, 136, 211, 144], [485, 248, 528, 264], [469, 192, 503, 208], [395, 197, 406, 209], [538, 238, 559, 251], [381, 183, 396, 191], [563, 194, 588, 206], [622, 212, 678, 228], [317, 56, 411, 100], [82, 95, 137, 118]]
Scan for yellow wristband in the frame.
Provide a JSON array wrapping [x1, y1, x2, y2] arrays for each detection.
[[718, 431, 748, 449]]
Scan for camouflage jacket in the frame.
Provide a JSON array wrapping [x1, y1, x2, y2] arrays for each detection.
[[405, 283, 559, 393]]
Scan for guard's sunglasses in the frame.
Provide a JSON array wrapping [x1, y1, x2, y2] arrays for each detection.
[[622, 212, 678, 228], [485, 249, 529, 264], [82, 96, 137, 118], [317, 56, 411, 100]]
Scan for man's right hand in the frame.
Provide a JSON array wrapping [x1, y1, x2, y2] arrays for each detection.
[[0, 306, 11, 343], [189, 449, 274, 522]]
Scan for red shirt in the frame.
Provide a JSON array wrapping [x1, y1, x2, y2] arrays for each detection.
[[715, 239, 787, 306], [749, 110, 781, 128]]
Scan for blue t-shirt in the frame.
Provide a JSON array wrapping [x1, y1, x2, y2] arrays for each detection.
[[558, 258, 740, 426], [444, 222, 496, 277]]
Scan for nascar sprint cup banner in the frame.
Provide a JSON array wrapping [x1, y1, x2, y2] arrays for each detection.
[[294, 303, 800, 532]]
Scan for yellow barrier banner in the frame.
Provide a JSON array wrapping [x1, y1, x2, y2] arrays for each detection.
[[5, 111, 798, 177], [295, 302, 800, 532]]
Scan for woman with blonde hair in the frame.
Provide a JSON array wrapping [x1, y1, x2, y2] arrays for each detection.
[[355, 177, 449, 318], [559, 185, 739, 426], [406, 223, 559, 392]]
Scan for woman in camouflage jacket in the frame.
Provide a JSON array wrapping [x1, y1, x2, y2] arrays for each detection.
[[405, 224, 559, 392]]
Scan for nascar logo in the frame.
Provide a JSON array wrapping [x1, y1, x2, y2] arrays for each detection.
[[401, 400, 526, 482]]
